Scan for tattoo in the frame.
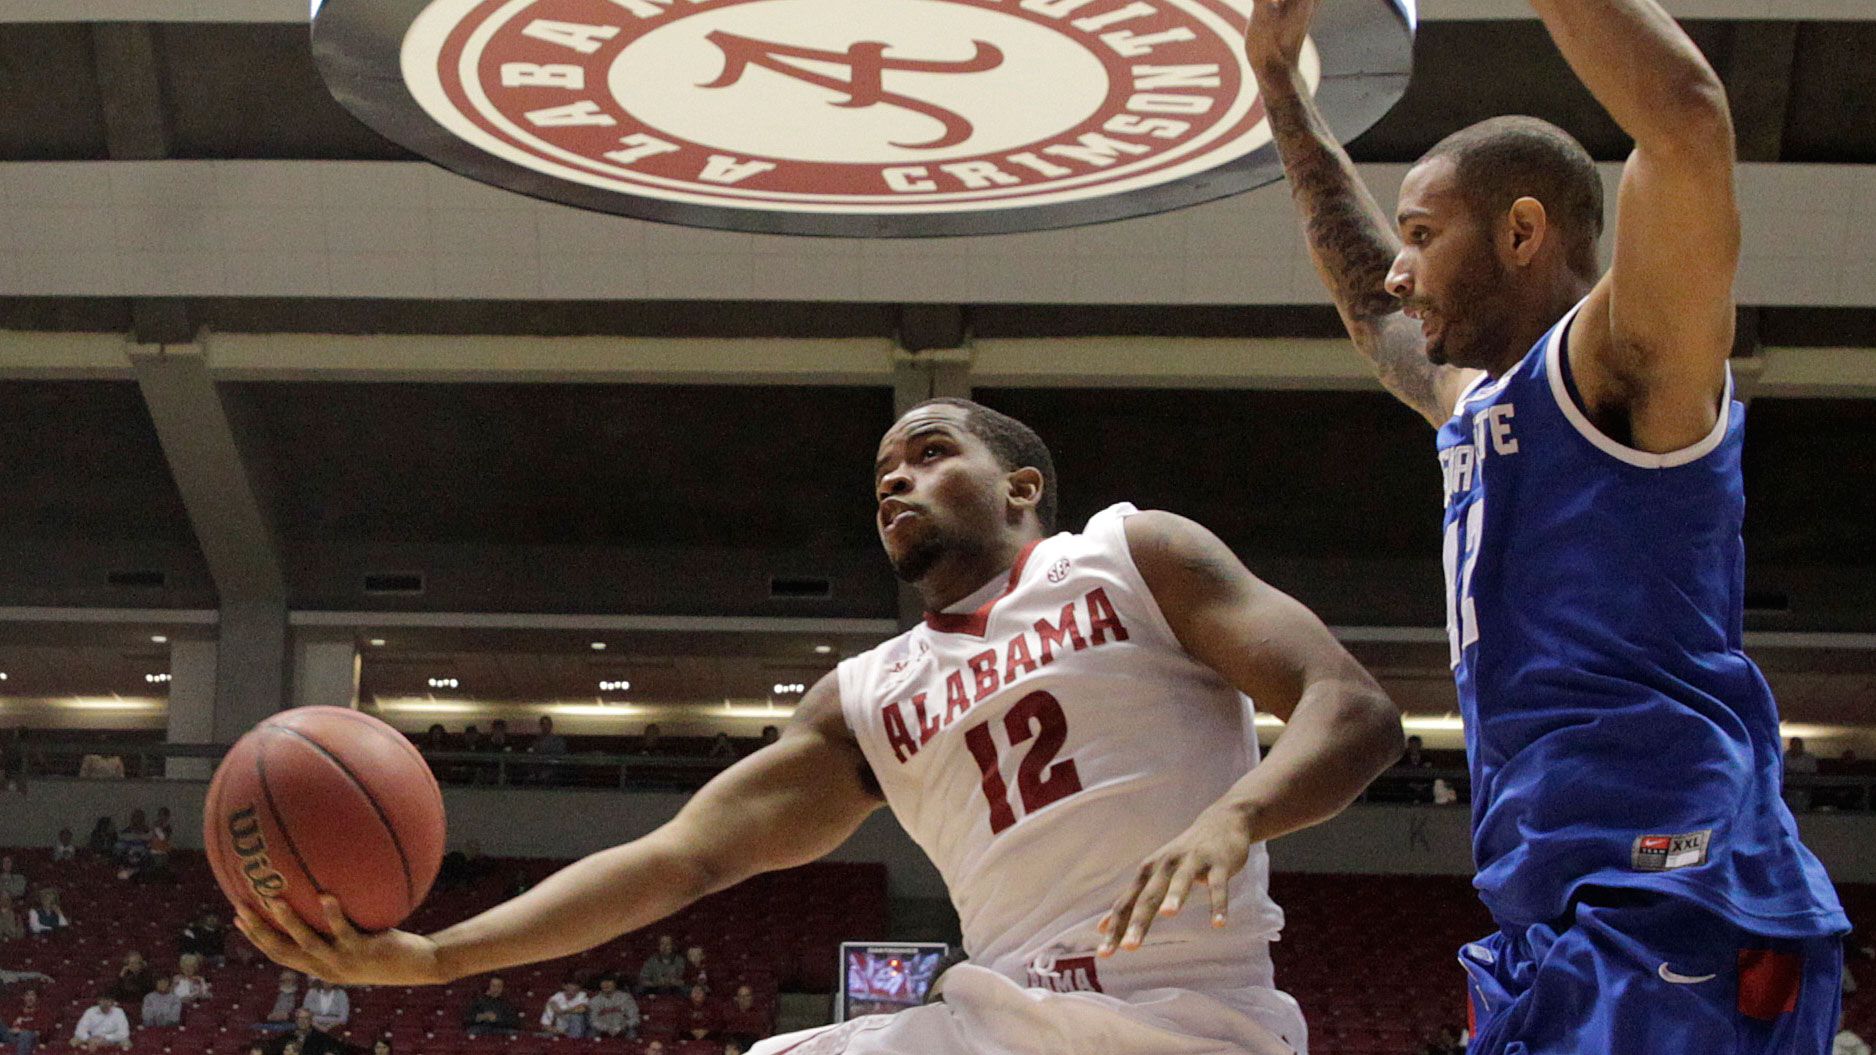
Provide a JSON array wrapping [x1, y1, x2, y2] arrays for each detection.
[[1259, 74, 1450, 425]]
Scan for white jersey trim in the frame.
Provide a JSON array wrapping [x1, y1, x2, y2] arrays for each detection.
[[1544, 299, 1734, 470]]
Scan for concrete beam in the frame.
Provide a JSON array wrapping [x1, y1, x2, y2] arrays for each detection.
[[126, 342, 287, 603], [1724, 23, 1800, 162], [89, 23, 172, 161]]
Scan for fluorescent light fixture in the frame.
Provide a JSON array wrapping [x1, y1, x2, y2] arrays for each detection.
[[368, 639, 386, 647], [721, 703, 797, 720], [590, 642, 607, 651], [0, 672, 7, 681], [427, 677, 460, 689], [598, 680, 632, 692], [151, 635, 168, 644], [552, 703, 647, 717], [771, 683, 806, 695], [144, 673, 171, 684], [813, 644, 833, 654], [376, 700, 479, 715], [64, 697, 163, 712]]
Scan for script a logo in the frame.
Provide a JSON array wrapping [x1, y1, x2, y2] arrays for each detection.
[[227, 805, 289, 899], [701, 32, 1003, 150]]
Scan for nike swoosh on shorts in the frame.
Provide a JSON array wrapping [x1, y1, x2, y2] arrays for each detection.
[[1658, 963, 1718, 985]]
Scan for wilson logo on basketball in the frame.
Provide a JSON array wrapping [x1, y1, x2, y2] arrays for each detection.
[[313, 0, 1412, 234], [227, 806, 289, 899]]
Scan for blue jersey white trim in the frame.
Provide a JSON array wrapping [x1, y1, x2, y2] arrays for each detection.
[[1438, 299, 1846, 938]]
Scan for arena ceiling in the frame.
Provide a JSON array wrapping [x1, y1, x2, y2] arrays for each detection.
[[0, 2, 1873, 718]]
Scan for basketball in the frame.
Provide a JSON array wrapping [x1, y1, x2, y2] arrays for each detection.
[[203, 706, 447, 935]]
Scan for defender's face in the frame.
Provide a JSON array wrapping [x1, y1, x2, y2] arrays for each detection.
[[874, 406, 1010, 583], [1388, 159, 1513, 370]]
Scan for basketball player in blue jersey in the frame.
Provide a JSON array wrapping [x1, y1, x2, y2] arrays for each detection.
[[1211, 0, 1851, 1050]]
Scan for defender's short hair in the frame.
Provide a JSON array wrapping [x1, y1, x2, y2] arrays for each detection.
[[908, 398, 1058, 533], [1419, 116, 1605, 278]]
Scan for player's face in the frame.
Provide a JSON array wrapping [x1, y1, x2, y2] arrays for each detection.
[[874, 406, 1011, 584], [1389, 159, 1517, 370]]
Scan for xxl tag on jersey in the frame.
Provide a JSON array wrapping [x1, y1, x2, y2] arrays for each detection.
[[1631, 830, 1711, 872]]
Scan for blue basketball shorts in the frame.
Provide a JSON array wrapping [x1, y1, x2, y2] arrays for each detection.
[[1460, 888, 1844, 1055]]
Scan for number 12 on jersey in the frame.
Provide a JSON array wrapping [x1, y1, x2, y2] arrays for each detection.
[[1443, 497, 1485, 668], [964, 690, 1084, 835]]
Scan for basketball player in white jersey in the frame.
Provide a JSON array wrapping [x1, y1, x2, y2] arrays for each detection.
[[234, 398, 1405, 1055]]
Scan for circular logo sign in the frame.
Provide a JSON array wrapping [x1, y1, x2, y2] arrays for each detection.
[[314, 0, 1413, 235]]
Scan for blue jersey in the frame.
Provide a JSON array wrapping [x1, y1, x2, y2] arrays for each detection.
[[1438, 300, 1846, 938]]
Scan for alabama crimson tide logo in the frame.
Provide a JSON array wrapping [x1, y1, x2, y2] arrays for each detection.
[[313, 0, 1413, 235]]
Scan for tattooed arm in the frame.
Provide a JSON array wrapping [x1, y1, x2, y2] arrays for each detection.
[[1246, 0, 1477, 427]]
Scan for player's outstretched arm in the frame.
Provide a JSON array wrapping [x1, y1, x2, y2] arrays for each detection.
[[1530, 0, 1738, 450], [235, 673, 882, 986], [1098, 511, 1403, 954], [1246, 0, 1477, 427]]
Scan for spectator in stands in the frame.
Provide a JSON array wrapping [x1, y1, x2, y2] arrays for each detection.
[[460, 724, 484, 752], [114, 809, 152, 866], [477, 720, 515, 784], [70, 995, 130, 1052], [528, 717, 568, 785], [1837, 1020, 1872, 1055], [172, 954, 212, 1003], [301, 978, 349, 1032], [463, 977, 522, 1037], [639, 723, 666, 755], [437, 841, 490, 891], [109, 953, 154, 1004], [258, 970, 301, 1032], [719, 985, 770, 1048], [645, 1042, 666, 1055], [179, 912, 227, 964], [707, 733, 737, 760], [423, 725, 450, 753], [758, 725, 780, 747], [151, 807, 172, 845], [1786, 737, 1820, 810], [684, 945, 711, 990], [638, 935, 687, 995], [0, 894, 19, 944], [141, 976, 182, 1028], [85, 817, 117, 857], [370, 1040, 393, 1055], [25, 890, 66, 936], [1416, 1025, 1465, 1055], [540, 979, 589, 1038], [2, 988, 44, 1055], [50, 830, 75, 863], [0, 859, 22, 901], [682, 984, 718, 1041], [585, 977, 638, 1039], [724, 1043, 744, 1055], [267, 1009, 342, 1055]]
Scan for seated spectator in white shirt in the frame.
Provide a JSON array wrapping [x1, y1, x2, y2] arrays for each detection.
[[0, 857, 24, 900], [302, 979, 350, 1032], [259, 971, 302, 1032], [26, 890, 67, 936], [586, 977, 638, 1038], [51, 828, 77, 862], [71, 995, 132, 1052], [142, 975, 184, 1027], [540, 980, 589, 1038], [173, 953, 213, 1003]]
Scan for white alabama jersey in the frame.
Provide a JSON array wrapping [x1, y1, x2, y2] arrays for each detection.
[[838, 503, 1287, 1000]]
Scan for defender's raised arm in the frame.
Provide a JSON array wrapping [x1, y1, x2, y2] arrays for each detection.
[[1247, 0, 1477, 426]]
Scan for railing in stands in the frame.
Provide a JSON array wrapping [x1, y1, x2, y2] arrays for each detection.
[[5, 742, 1875, 811]]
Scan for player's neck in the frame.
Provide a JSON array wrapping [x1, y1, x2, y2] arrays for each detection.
[[917, 533, 1035, 613], [1483, 275, 1594, 377]]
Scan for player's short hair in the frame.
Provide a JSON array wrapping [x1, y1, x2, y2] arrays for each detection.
[[909, 398, 1058, 533], [1418, 116, 1605, 279]]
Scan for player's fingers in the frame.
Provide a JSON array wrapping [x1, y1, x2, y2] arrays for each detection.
[[1206, 865, 1230, 926], [267, 897, 339, 966], [320, 896, 361, 949], [1158, 856, 1207, 918], [1121, 861, 1178, 949], [235, 909, 319, 975], [1097, 864, 1154, 955]]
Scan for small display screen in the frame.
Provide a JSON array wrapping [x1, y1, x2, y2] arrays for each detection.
[[836, 942, 951, 1021]]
